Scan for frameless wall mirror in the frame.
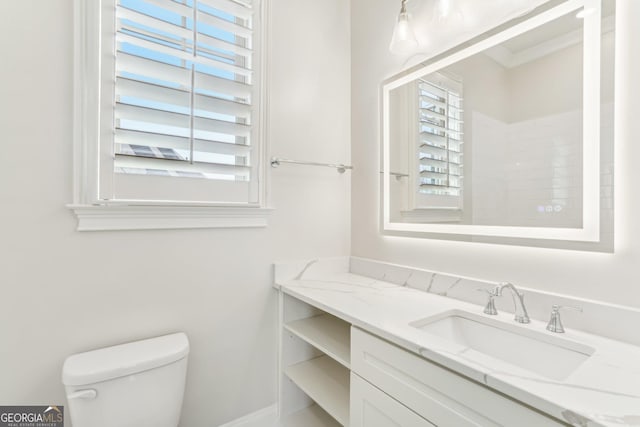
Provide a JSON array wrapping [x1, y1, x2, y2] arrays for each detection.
[[382, 0, 615, 251]]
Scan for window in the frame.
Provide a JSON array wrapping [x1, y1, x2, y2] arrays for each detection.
[[71, 0, 270, 230], [411, 73, 464, 213]]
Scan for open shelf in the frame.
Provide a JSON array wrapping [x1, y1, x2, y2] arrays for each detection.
[[284, 313, 351, 368], [284, 355, 350, 426], [281, 404, 343, 427]]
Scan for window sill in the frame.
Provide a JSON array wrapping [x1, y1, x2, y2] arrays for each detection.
[[67, 204, 273, 231]]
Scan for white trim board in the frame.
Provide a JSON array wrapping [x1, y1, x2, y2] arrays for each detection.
[[217, 404, 278, 427], [68, 205, 272, 231]]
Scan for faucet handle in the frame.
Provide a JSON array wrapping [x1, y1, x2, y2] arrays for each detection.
[[477, 288, 498, 315], [546, 304, 583, 333]]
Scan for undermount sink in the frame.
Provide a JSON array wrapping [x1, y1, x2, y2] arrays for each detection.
[[410, 310, 595, 381]]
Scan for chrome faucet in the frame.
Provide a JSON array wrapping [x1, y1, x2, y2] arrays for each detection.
[[493, 282, 531, 324]]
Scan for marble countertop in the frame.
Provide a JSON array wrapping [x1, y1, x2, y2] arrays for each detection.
[[275, 266, 640, 427]]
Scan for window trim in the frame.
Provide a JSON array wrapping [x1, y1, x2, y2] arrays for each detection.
[[67, 204, 271, 231], [69, 0, 272, 231]]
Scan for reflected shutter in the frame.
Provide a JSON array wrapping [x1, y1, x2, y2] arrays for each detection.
[[418, 79, 463, 195], [415, 75, 463, 209]]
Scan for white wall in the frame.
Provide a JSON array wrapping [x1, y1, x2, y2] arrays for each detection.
[[449, 53, 511, 225], [0, 1, 350, 426], [351, 0, 640, 308]]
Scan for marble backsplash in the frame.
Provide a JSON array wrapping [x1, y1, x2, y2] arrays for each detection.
[[274, 256, 640, 347]]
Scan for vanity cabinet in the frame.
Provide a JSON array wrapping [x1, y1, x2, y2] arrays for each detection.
[[351, 328, 565, 427], [350, 373, 435, 427], [278, 292, 567, 427], [279, 294, 351, 426]]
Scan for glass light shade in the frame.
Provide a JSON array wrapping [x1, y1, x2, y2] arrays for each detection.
[[434, 0, 465, 26], [389, 12, 418, 54]]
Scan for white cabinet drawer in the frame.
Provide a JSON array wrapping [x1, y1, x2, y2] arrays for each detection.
[[351, 373, 435, 427], [351, 327, 565, 427]]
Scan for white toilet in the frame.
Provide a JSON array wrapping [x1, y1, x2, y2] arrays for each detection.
[[62, 332, 189, 427]]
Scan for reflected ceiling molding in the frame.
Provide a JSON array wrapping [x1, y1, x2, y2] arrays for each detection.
[[484, 15, 614, 69]]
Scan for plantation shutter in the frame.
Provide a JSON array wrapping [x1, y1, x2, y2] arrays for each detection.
[[102, 0, 261, 204], [415, 75, 463, 209]]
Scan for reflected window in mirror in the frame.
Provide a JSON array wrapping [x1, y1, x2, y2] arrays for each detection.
[[382, 0, 615, 250], [416, 75, 463, 221]]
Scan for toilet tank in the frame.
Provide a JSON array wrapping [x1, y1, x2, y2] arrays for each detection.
[[62, 333, 189, 427]]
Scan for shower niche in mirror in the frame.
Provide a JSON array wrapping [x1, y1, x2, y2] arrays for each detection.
[[382, 0, 614, 250]]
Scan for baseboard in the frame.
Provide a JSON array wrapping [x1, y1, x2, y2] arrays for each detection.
[[217, 404, 278, 427]]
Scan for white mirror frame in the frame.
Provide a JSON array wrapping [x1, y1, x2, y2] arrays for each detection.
[[382, 0, 601, 241]]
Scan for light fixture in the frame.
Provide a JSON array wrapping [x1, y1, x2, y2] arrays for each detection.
[[434, 0, 464, 26], [389, 0, 418, 54], [435, 0, 452, 21]]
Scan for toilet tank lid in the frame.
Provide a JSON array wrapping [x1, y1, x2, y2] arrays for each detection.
[[62, 332, 189, 386]]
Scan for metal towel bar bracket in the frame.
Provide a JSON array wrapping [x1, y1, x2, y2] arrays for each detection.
[[380, 171, 409, 180], [270, 157, 353, 174]]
